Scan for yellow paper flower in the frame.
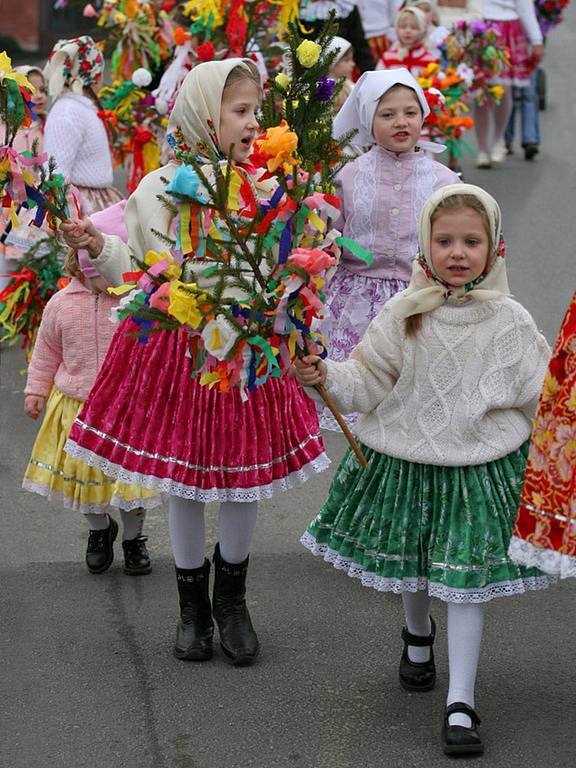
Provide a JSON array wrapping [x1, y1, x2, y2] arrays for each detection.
[[255, 120, 299, 172], [143, 250, 182, 281], [167, 280, 207, 328], [490, 85, 504, 102], [0, 52, 34, 92], [275, 73, 291, 90], [296, 40, 322, 68]]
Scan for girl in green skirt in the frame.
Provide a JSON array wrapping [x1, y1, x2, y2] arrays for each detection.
[[294, 184, 552, 756]]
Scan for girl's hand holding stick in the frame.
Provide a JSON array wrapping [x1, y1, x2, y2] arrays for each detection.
[[293, 355, 368, 468], [59, 218, 104, 257]]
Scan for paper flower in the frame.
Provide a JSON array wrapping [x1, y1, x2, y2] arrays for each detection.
[[296, 40, 322, 68], [132, 68, 152, 87], [149, 282, 171, 313], [315, 77, 335, 102], [275, 73, 291, 90], [253, 120, 299, 172], [197, 40, 216, 62], [288, 247, 336, 275], [167, 280, 208, 328], [201, 314, 240, 360], [0, 52, 34, 92]]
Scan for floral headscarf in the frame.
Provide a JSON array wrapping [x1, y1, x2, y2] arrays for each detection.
[[389, 184, 511, 319], [43, 36, 104, 98]]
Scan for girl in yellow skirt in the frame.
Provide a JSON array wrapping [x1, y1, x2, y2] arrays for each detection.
[[22, 202, 160, 574]]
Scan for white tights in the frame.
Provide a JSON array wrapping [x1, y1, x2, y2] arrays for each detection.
[[85, 508, 145, 541], [474, 87, 513, 152], [401, 594, 485, 727], [168, 497, 258, 569]]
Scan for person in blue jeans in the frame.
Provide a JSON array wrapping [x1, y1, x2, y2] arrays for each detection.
[[505, 67, 541, 161]]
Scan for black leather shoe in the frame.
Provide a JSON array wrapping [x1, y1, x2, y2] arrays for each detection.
[[122, 536, 152, 575], [86, 517, 119, 574], [398, 617, 436, 692], [441, 702, 483, 756], [524, 144, 539, 160], [174, 561, 214, 661], [213, 544, 259, 666]]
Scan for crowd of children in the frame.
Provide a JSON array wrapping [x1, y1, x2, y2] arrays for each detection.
[[1, 0, 574, 760]]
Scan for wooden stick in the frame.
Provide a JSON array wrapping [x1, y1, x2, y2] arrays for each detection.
[[315, 382, 368, 468]]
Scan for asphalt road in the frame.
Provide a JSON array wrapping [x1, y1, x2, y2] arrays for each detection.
[[1, 12, 576, 768]]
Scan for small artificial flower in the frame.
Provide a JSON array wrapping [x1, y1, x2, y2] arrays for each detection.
[[296, 40, 322, 68], [315, 77, 335, 102]]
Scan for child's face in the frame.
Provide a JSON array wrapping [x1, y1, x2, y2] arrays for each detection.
[[28, 72, 47, 116], [430, 207, 490, 287], [397, 16, 424, 48], [372, 86, 423, 153], [219, 79, 260, 163], [331, 49, 355, 80]]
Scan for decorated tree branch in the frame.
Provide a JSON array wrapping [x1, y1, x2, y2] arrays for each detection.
[[111, 18, 368, 464], [440, 21, 510, 108]]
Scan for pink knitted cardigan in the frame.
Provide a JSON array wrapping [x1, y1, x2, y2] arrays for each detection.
[[25, 277, 120, 402]]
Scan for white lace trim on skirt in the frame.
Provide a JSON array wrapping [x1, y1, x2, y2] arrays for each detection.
[[65, 439, 331, 502], [508, 536, 576, 579], [301, 531, 555, 602], [22, 478, 162, 514]]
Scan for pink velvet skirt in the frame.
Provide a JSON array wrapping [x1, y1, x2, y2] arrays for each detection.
[[65, 319, 330, 502]]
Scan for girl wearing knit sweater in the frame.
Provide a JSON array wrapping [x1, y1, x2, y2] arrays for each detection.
[[59, 60, 329, 666], [474, 0, 543, 168], [320, 68, 459, 430], [294, 184, 552, 756], [23, 202, 159, 576], [42, 37, 123, 215]]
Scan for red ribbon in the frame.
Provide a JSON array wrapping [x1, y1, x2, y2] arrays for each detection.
[[129, 127, 153, 193]]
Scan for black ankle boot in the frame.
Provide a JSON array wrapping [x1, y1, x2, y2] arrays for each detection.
[[174, 560, 214, 661], [213, 544, 259, 666], [86, 517, 119, 574], [122, 536, 152, 575], [398, 617, 436, 692]]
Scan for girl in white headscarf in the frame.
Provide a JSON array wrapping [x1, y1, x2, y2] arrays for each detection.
[[318, 68, 459, 431], [59, 59, 330, 667], [294, 183, 552, 757], [43, 36, 123, 215]]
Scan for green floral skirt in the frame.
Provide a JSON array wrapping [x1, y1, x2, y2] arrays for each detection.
[[301, 441, 553, 602]]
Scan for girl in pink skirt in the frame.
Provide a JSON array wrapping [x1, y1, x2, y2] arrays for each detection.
[[475, 1, 544, 168], [59, 60, 330, 666]]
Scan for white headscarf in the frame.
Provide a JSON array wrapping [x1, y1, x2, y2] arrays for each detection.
[[396, 6, 428, 35], [167, 58, 257, 157], [325, 36, 353, 66], [389, 184, 511, 319], [332, 68, 430, 147]]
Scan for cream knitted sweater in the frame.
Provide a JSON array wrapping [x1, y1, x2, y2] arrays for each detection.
[[313, 298, 550, 466], [44, 93, 114, 188]]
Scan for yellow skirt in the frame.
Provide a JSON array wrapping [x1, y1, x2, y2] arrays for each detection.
[[23, 387, 161, 514]]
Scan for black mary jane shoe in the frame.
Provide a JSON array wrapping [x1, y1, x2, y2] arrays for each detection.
[[441, 702, 483, 756], [398, 617, 436, 692]]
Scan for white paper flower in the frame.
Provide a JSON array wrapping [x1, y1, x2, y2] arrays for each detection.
[[110, 288, 141, 324], [456, 63, 475, 88], [132, 68, 152, 87], [154, 97, 168, 115], [428, 87, 446, 106], [201, 314, 240, 361]]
